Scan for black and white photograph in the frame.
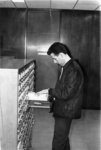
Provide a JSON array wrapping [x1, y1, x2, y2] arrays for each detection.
[[0, 0, 100, 150]]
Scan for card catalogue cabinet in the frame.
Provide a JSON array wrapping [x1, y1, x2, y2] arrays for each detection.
[[0, 59, 36, 150]]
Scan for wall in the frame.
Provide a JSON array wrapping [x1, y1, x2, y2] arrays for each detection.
[[27, 10, 60, 91], [60, 10, 100, 109], [0, 9, 26, 58]]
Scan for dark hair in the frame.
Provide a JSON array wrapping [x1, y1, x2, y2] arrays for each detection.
[[47, 42, 72, 58]]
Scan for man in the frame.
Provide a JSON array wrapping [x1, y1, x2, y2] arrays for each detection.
[[37, 42, 84, 150]]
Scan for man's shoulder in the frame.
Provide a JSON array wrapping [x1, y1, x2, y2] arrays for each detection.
[[72, 59, 82, 71]]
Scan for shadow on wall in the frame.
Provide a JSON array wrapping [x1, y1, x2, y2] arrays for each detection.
[[35, 54, 58, 92]]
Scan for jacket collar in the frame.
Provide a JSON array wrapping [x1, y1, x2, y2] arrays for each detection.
[[63, 59, 73, 70]]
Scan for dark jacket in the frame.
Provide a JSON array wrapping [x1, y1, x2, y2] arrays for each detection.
[[48, 59, 84, 119]]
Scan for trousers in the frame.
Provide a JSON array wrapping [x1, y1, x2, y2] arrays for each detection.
[[52, 117, 72, 150]]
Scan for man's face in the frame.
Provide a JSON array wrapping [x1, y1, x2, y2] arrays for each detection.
[[50, 53, 62, 65]]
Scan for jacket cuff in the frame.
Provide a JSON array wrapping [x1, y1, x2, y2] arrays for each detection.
[[48, 88, 53, 96]]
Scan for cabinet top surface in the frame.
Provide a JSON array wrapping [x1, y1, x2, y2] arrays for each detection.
[[0, 58, 34, 69]]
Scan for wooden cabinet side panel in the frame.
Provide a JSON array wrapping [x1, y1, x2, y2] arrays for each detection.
[[0, 69, 18, 150]]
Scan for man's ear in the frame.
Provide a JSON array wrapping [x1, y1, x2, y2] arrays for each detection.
[[59, 53, 64, 58]]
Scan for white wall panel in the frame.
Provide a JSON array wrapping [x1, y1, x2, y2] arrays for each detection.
[[74, 0, 100, 10], [0, 0, 101, 10], [51, 0, 77, 9], [96, 6, 101, 11], [25, 0, 50, 8], [13, 2, 26, 8], [0, 0, 15, 8]]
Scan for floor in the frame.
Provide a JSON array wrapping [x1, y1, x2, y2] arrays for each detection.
[[30, 108, 101, 150]]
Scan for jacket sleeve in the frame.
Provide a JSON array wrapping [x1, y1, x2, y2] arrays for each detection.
[[49, 67, 83, 101]]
